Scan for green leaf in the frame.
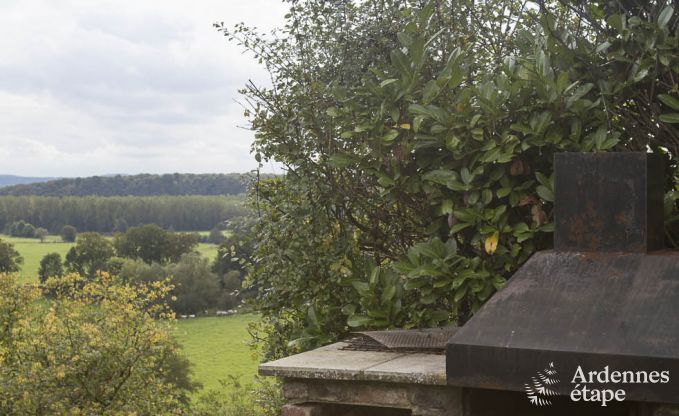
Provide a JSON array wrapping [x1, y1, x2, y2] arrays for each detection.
[[632, 67, 649, 83], [481, 189, 493, 205], [390, 49, 412, 78], [423, 170, 456, 186], [409, 104, 434, 118], [592, 125, 607, 149], [341, 304, 356, 316], [607, 13, 623, 32], [413, 115, 425, 133], [467, 191, 479, 205], [535, 172, 551, 188], [460, 168, 472, 185], [329, 154, 354, 167], [347, 315, 373, 328], [382, 129, 399, 143], [660, 113, 679, 123], [449, 223, 471, 234], [659, 5, 674, 28], [379, 78, 399, 88], [454, 286, 467, 302], [659, 94, 679, 111], [409, 36, 426, 67], [381, 285, 396, 304], [566, 83, 593, 108], [351, 281, 370, 296], [423, 80, 440, 104], [396, 31, 413, 47], [496, 187, 511, 198], [536, 185, 554, 202]]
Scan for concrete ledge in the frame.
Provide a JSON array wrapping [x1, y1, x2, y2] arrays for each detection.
[[259, 342, 446, 385]]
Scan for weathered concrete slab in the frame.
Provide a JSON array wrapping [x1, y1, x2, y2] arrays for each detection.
[[368, 353, 446, 385], [259, 342, 446, 385]]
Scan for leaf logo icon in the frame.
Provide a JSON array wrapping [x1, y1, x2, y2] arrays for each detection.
[[525, 362, 560, 406]]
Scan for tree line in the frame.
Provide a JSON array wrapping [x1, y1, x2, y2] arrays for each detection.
[[0, 173, 253, 196], [0, 195, 247, 232]]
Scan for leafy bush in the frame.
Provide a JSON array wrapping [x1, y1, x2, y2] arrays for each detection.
[[208, 227, 226, 245], [64, 232, 115, 278], [5, 220, 36, 238], [0, 273, 192, 414], [0, 239, 22, 273], [38, 252, 63, 284], [114, 224, 199, 264], [34, 227, 48, 242], [61, 224, 77, 242], [223, 0, 679, 359], [119, 255, 232, 314], [191, 376, 283, 416], [167, 253, 221, 314]]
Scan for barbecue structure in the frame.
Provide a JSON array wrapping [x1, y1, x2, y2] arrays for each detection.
[[447, 152, 679, 408]]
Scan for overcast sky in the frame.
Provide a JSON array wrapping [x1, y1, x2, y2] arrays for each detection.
[[0, 0, 289, 177]]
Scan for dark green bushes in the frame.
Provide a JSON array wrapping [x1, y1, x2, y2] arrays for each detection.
[[223, 0, 679, 360]]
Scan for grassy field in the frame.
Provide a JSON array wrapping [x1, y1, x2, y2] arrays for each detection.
[[196, 242, 219, 260], [175, 315, 259, 392], [1, 235, 75, 283], [1, 234, 220, 283]]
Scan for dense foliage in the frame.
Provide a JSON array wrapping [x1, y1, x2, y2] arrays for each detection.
[[0, 173, 249, 197], [39, 253, 64, 284], [114, 224, 199, 264], [32, 226, 236, 314], [64, 232, 116, 278], [191, 377, 283, 416], [5, 220, 36, 238], [61, 225, 77, 242], [0, 273, 193, 415], [118, 254, 237, 314], [222, 0, 679, 359], [0, 195, 247, 232], [0, 239, 22, 273]]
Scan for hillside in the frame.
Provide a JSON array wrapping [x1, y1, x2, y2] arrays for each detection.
[[0, 175, 56, 188], [0, 173, 249, 196]]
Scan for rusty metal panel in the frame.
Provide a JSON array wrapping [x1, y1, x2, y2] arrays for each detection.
[[554, 152, 665, 253], [344, 328, 457, 353], [446, 251, 679, 404]]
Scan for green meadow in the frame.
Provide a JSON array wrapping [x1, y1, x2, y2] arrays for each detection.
[[174, 315, 259, 392], [1, 234, 219, 283], [1, 235, 74, 283]]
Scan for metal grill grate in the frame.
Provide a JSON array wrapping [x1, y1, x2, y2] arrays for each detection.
[[342, 328, 458, 354]]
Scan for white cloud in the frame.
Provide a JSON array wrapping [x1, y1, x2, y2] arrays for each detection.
[[0, 0, 288, 176]]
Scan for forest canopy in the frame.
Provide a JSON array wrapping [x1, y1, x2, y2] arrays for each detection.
[[0, 173, 253, 197]]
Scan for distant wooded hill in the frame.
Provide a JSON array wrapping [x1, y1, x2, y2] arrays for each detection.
[[0, 195, 247, 233], [0, 175, 56, 188], [0, 173, 250, 196]]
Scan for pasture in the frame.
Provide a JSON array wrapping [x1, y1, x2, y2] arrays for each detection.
[[1, 235, 74, 283], [1, 233, 220, 283], [174, 315, 259, 392]]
